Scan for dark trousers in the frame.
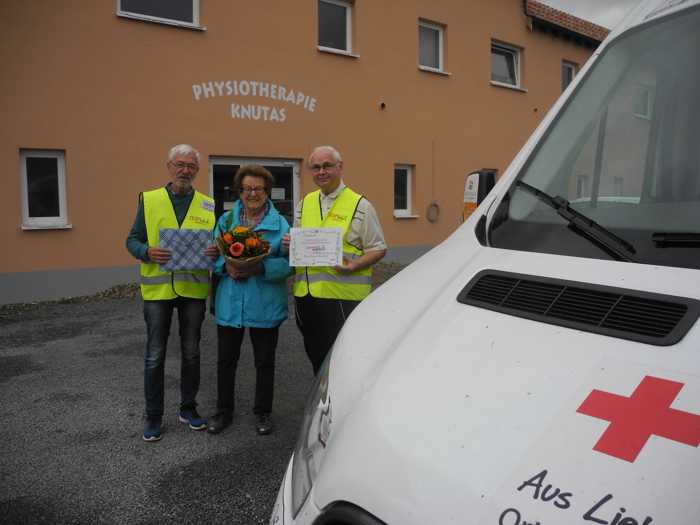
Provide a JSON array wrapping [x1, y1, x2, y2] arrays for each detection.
[[143, 297, 205, 417], [216, 325, 279, 415], [294, 295, 359, 375]]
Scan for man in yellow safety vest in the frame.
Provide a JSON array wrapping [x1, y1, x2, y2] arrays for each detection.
[[285, 145, 387, 374], [126, 144, 218, 442]]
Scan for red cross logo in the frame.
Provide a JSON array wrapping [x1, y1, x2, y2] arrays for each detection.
[[577, 376, 700, 462]]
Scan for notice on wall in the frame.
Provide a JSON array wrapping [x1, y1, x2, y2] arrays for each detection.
[[271, 187, 285, 200], [462, 172, 480, 221]]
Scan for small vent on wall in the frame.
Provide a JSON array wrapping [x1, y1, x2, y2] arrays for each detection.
[[458, 270, 699, 346]]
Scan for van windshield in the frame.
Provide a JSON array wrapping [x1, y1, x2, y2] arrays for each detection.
[[489, 7, 700, 270]]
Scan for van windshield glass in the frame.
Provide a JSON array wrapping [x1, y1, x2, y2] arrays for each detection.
[[489, 7, 700, 270]]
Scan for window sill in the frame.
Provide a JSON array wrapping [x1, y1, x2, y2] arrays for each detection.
[[117, 12, 207, 31], [393, 213, 420, 219], [22, 223, 73, 231], [317, 46, 360, 59], [418, 66, 451, 77], [489, 81, 527, 93]]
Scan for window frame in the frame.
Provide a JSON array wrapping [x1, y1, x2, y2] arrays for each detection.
[[613, 176, 624, 197], [116, 0, 202, 30], [317, 0, 353, 55], [393, 164, 415, 218], [418, 20, 445, 73], [20, 149, 70, 230], [490, 41, 521, 89], [633, 84, 654, 120], [576, 174, 590, 200], [561, 60, 577, 92]]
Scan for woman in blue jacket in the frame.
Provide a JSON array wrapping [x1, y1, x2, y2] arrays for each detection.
[[208, 164, 292, 436]]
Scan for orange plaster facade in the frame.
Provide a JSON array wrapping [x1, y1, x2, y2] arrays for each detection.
[[0, 0, 602, 303]]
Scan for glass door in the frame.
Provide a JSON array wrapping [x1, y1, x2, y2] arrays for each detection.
[[209, 157, 299, 226]]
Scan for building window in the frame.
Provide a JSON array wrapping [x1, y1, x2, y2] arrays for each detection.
[[614, 177, 624, 196], [318, 0, 352, 53], [394, 165, 413, 216], [562, 61, 577, 91], [491, 42, 520, 87], [20, 150, 69, 229], [419, 20, 444, 72], [633, 84, 654, 119], [117, 0, 199, 27], [576, 174, 590, 199]]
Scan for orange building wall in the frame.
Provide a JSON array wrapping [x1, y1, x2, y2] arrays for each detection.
[[0, 0, 595, 278]]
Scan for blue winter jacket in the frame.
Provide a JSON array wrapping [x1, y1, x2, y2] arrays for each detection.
[[214, 200, 292, 328]]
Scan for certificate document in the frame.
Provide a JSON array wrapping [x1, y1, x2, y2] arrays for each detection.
[[289, 227, 343, 267]]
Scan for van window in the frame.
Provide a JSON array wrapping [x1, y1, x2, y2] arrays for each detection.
[[490, 7, 700, 270]]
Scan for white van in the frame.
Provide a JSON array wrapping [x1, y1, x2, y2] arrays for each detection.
[[271, 1, 700, 523]]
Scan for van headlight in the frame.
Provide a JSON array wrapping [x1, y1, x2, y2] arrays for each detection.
[[291, 357, 333, 518]]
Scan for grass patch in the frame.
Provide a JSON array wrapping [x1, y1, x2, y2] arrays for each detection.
[[0, 263, 405, 315]]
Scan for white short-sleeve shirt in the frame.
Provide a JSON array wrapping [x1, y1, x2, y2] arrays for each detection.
[[293, 182, 387, 252]]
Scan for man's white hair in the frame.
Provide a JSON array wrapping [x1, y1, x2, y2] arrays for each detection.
[[309, 145, 342, 164], [168, 144, 200, 164]]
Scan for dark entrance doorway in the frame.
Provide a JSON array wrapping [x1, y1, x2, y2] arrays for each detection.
[[209, 157, 298, 226]]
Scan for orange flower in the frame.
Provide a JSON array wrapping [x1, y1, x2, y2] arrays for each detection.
[[222, 232, 233, 244], [245, 237, 260, 250], [229, 242, 244, 257], [233, 226, 249, 234]]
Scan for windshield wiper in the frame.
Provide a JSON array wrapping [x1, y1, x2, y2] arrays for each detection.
[[652, 232, 700, 247], [516, 181, 637, 262]]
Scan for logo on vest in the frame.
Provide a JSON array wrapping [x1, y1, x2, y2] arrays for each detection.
[[201, 200, 215, 212], [327, 212, 348, 222], [188, 215, 211, 226]]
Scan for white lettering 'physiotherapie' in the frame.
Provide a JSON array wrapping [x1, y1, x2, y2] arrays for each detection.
[[192, 80, 317, 112]]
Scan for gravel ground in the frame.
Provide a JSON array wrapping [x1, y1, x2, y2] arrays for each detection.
[[0, 263, 403, 525]]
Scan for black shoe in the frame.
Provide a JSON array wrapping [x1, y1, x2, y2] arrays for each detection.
[[256, 413, 273, 435], [207, 412, 232, 434]]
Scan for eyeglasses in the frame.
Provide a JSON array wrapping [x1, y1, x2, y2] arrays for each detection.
[[241, 186, 266, 194], [309, 162, 338, 172], [171, 161, 198, 171]]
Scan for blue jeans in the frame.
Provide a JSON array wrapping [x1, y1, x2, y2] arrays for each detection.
[[143, 298, 205, 417]]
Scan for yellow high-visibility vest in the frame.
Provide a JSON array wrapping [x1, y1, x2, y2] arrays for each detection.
[[140, 187, 215, 300], [293, 187, 372, 301]]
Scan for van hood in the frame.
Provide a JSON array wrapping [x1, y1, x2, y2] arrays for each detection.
[[316, 224, 700, 524]]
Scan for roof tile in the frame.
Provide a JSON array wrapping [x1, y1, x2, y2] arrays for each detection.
[[525, 0, 610, 42]]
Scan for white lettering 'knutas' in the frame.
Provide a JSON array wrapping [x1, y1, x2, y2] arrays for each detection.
[[192, 80, 317, 112], [230, 104, 286, 123]]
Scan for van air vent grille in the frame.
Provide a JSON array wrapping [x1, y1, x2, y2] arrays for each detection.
[[457, 270, 699, 346]]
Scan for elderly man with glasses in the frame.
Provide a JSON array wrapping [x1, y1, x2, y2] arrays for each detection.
[[284, 145, 387, 375], [126, 144, 219, 442]]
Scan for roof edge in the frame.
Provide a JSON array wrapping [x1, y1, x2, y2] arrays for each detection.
[[524, 0, 611, 44]]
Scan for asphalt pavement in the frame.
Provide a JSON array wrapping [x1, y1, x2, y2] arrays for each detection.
[[0, 293, 313, 524]]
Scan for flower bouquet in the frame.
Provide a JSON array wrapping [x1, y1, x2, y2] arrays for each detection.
[[216, 226, 270, 269]]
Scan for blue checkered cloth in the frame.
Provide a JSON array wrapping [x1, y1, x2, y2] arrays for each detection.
[[159, 228, 214, 272]]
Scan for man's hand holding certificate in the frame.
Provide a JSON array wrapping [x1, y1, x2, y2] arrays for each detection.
[[289, 227, 343, 267]]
